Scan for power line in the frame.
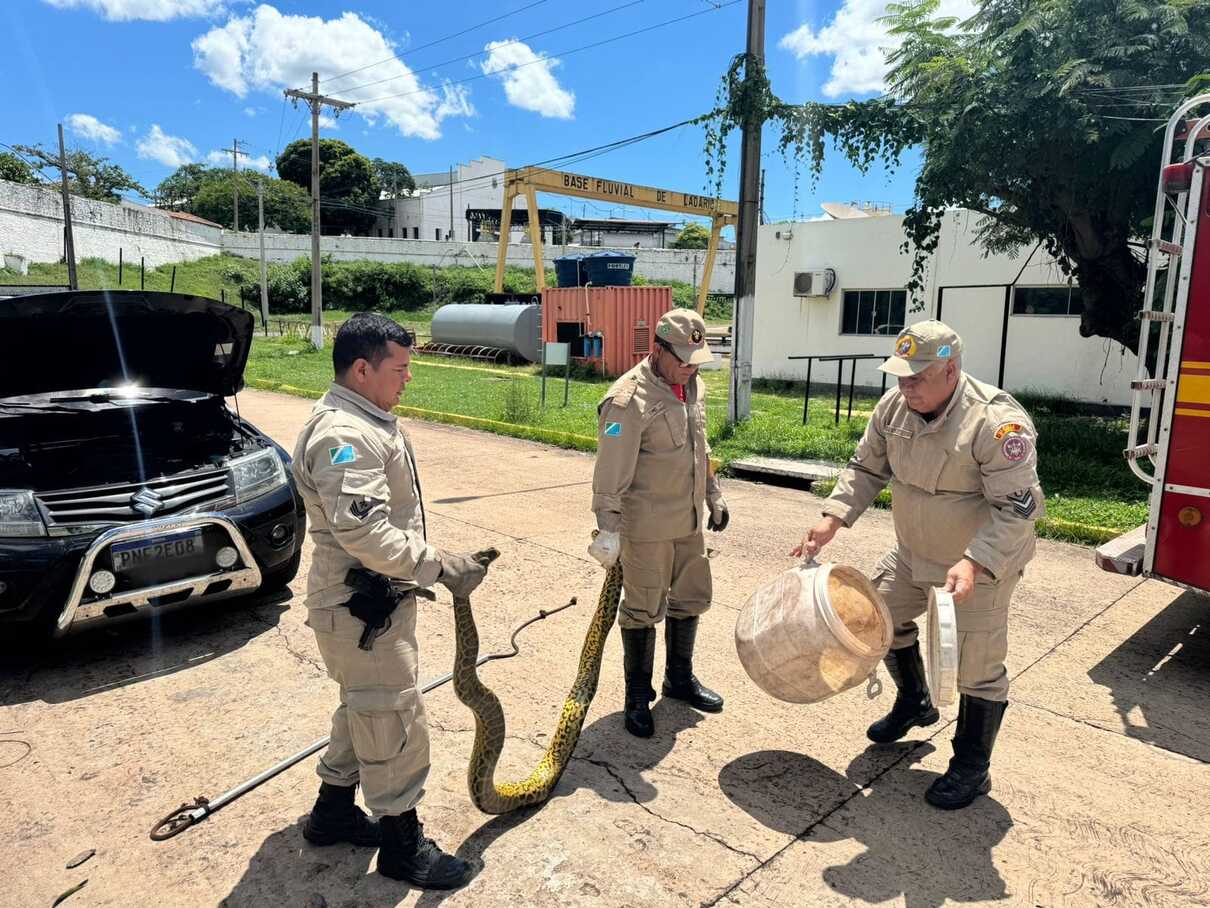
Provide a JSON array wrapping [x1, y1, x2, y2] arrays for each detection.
[[323, 0, 551, 87], [352, 1, 741, 107], [329, 0, 646, 96]]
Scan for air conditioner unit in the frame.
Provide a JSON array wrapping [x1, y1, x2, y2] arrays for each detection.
[[792, 268, 836, 298]]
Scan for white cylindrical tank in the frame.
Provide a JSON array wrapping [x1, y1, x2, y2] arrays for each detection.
[[735, 561, 892, 704], [430, 303, 541, 362]]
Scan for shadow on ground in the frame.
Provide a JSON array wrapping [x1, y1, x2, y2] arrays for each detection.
[[1087, 589, 1210, 763], [0, 591, 291, 707], [720, 747, 1013, 908]]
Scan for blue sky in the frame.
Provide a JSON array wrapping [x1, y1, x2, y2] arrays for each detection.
[[2, 0, 972, 228]]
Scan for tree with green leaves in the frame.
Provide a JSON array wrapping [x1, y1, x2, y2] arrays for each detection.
[[154, 163, 213, 210], [670, 223, 711, 249], [373, 158, 416, 197], [276, 139, 381, 235], [0, 151, 36, 185], [13, 143, 147, 202], [193, 173, 311, 233], [703, 0, 1210, 350]]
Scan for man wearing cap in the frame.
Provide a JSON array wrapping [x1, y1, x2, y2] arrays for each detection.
[[793, 320, 1044, 810], [588, 309, 729, 738]]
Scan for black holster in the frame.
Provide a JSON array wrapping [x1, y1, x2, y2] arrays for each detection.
[[344, 567, 407, 651]]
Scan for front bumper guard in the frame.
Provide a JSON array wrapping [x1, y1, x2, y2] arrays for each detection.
[[55, 513, 263, 637]]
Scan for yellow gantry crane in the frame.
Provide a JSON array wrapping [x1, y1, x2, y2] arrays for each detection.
[[492, 166, 738, 314]]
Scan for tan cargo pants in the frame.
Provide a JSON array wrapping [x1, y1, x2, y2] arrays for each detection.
[[873, 547, 1015, 702], [307, 599, 430, 816], [619, 532, 712, 629]]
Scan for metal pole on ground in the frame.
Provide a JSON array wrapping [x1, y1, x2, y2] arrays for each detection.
[[170, 265, 176, 292], [118, 248, 123, 285], [258, 179, 269, 336], [140, 257, 145, 290]]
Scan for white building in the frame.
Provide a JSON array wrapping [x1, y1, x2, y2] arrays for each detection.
[[752, 208, 1138, 406], [373, 156, 525, 242]]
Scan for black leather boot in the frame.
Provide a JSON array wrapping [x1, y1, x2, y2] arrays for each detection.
[[377, 810, 474, 890], [867, 642, 941, 743], [302, 782, 380, 847], [926, 695, 1007, 810], [662, 616, 724, 712], [622, 626, 656, 737]]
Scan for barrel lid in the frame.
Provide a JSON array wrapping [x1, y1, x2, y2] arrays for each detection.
[[926, 587, 959, 706]]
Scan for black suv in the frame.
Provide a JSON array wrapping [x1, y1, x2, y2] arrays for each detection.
[[0, 290, 305, 639]]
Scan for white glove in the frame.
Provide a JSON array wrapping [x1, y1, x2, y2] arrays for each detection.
[[588, 529, 621, 568]]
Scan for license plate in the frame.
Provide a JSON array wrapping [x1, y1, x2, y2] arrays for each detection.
[[111, 530, 203, 572]]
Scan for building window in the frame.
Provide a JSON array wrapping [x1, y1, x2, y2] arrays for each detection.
[[841, 289, 907, 336], [1012, 285, 1083, 316], [436, 228, 441, 241], [412, 227, 419, 240]]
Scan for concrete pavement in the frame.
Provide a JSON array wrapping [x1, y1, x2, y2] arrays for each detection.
[[1, 387, 1207, 908]]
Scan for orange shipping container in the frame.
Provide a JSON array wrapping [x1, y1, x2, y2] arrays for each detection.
[[541, 285, 674, 378]]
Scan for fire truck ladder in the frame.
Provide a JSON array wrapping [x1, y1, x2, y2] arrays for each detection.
[[1125, 93, 1210, 487]]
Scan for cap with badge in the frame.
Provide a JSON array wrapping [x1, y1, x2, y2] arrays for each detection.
[[655, 309, 714, 366], [879, 319, 964, 377]]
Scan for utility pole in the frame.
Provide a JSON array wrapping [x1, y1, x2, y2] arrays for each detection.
[[448, 165, 455, 241], [285, 73, 354, 349], [727, 0, 765, 424], [231, 139, 248, 232], [257, 178, 269, 334], [57, 124, 78, 290], [759, 168, 766, 225]]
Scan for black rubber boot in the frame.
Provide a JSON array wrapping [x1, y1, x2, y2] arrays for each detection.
[[621, 626, 657, 738], [302, 782, 380, 847], [377, 810, 474, 890], [662, 616, 724, 712], [867, 642, 941, 743], [926, 695, 1007, 810]]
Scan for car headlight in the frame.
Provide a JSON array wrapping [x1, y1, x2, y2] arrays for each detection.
[[229, 448, 287, 503], [0, 489, 47, 538]]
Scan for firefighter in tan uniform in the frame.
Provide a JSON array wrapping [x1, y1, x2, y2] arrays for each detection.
[[794, 320, 1044, 810], [292, 313, 488, 891], [588, 309, 730, 738]]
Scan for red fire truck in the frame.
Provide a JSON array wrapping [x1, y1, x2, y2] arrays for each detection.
[[1095, 95, 1210, 595]]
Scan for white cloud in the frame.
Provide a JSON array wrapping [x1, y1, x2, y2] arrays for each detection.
[[205, 149, 272, 171], [780, 0, 977, 97], [192, 5, 474, 140], [243, 106, 258, 117], [136, 124, 197, 168], [42, 0, 225, 21], [480, 40, 574, 119], [65, 113, 122, 145], [318, 114, 338, 130]]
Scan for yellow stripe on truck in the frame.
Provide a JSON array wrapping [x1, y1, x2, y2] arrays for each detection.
[[1176, 372, 1210, 406]]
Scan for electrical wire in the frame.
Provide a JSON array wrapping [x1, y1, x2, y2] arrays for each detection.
[[350, 1, 741, 107]]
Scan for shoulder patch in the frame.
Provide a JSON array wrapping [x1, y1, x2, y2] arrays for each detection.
[[329, 444, 357, 466], [1001, 435, 1031, 462], [604, 422, 623, 437], [993, 421, 1027, 440]]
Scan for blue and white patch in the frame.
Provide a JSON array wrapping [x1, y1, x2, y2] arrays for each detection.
[[604, 422, 623, 437], [329, 444, 357, 466], [937, 344, 952, 358]]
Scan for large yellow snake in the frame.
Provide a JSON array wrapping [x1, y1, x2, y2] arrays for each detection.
[[451, 549, 622, 814]]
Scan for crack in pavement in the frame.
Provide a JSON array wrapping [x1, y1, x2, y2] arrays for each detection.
[[254, 615, 325, 676], [1012, 699, 1209, 765], [580, 756, 763, 864]]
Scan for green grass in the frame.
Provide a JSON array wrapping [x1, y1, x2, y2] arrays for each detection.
[[245, 336, 1147, 545], [2, 254, 258, 301]]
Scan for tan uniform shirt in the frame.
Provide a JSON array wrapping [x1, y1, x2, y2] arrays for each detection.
[[823, 373, 1045, 583], [292, 382, 442, 610], [591, 359, 717, 542]]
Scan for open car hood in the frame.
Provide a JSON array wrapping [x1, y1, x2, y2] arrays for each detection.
[[0, 290, 255, 399]]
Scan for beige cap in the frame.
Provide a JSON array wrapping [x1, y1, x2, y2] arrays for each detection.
[[655, 309, 714, 366], [878, 320, 963, 377]]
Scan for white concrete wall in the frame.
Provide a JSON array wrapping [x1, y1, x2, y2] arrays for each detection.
[[221, 232, 736, 292], [751, 209, 1137, 405], [0, 179, 221, 268]]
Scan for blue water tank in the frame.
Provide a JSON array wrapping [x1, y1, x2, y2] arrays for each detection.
[[582, 251, 635, 286], [553, 254, 585, 288]]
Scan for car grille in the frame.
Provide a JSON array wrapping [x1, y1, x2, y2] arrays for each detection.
[[37, 469, 233, 527]]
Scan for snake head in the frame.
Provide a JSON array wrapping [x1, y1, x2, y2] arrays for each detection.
[[472, 548, 501, 569]]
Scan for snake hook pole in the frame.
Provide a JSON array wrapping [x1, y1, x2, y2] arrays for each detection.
[[149, 595, 578, 842]]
